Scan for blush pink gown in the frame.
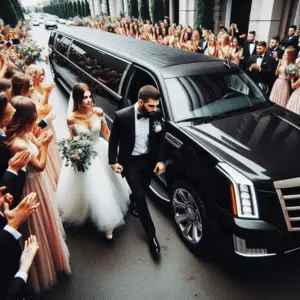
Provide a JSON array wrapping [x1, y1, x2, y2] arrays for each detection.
[[21, 138, 70, 295], [286, 87, 300, 115]]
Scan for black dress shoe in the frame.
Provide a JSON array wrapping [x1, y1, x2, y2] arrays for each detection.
[[129, 202, 139, 218], [149, 236, 160, 259]]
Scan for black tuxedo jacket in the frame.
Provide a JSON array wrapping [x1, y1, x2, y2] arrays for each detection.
[[247, 54, 275, 90], [243, 41, 258, 60], [109, 105, 165, 167], [0, 135, 26, 207], [199, 39, 208, 54], [265, 47, 284, 60], [280, 35, 298, 49], [0, 215, 24, 300]]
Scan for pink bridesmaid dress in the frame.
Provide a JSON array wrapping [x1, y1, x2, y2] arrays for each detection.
[[286, 86, 300, 115], [270, 64, 290, 107], [21, 137, 70, 295]]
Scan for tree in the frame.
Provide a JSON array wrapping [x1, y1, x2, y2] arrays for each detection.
[[77, 0, 82, 17], [64, 2, 69, 18], [138, 0, 150, 20], [128, 0, 138, 18], [85, 0, 91, 17], [81, 0, 86, 17], [0, 0, 19, 26], [11, 0, 24, 20], [69, 1, 74, 17], [195, 0, 213, 31], [73, 1, 78, 17], [149, 0, 164, 24]]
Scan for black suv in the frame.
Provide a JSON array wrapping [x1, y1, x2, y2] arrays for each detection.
[[49, 27, 300, 259]]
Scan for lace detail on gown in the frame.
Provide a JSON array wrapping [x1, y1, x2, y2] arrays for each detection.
[[56, 116, 130, 232]]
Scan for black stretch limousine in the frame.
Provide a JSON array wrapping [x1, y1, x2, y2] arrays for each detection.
[[49, 27, 300, 259]]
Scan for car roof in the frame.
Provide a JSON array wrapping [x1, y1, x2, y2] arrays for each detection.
[[54, 27, 232, 76]]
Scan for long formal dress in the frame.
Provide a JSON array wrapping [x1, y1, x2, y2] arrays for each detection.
[[56, 116, 130, 232], [270, 65, 290, 107], [21, 138, 71, 295], [286, 86, 300, 115], [42, 121, 62, 191]]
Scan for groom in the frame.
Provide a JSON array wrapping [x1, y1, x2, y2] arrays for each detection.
[[109, 85, 165, 259]]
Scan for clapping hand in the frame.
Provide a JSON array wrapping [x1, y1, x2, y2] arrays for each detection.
[[0, 186, 13, 210], [40, 130, 54, 145], [4, 192, 39, 230], [8, 150, 31, 174], [37, 104, 52, 119], [19, 235, 39, 274], [111, 163, 123, 174], [42, 82, 55, 95]]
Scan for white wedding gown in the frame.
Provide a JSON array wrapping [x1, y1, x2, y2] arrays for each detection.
[[56, 117, 130, 232]]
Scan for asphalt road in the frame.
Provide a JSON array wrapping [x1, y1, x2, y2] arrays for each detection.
[[28, 23, 300, 300]]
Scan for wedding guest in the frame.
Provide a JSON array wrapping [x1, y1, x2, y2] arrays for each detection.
[[230, 37, 243, 65], [199, 29, 209, 53], [6, 96, 71, 295], [241, 31, 257, 68], [180, 29, 192, 51], [218, 34, 231, 59], [280, 25, 298, 50], [270, 47, 296, 107], [286, 70, 300, 114], [204, 35, 218, 57], [247, 41, 275, 94], [266, 36, 284, 61], [0, 189, 40, 300], [26, 65, 60, 192]]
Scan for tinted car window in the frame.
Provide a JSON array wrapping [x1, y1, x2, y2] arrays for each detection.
[[49, 31, 56, 47], [56, 36, 71, 57], [166, 72, 267, 123], [68, 40, 128, 93]]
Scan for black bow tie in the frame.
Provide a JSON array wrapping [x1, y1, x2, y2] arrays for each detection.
[[137, 113, 149, 120], [257, 55, 263, 59]]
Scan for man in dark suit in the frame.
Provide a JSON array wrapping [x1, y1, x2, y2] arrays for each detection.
[[280, 25, 298, 50], [199, 29, 209, 54], [109, 85, 165, 259], [0, 189, 39, 300], [243, 31, 258, 62], [247, 41, 276, 94]]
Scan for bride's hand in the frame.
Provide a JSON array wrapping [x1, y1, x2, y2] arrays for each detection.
[[111, 163, 123, 174]]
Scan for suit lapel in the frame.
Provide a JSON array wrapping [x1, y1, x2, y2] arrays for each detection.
[[127, 105, 136, 152]]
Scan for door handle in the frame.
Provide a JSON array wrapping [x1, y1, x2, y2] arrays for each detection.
[[165, 132, 183, 149]]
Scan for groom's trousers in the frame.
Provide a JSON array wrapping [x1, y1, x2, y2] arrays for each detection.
[[123, 154, 156, 239]]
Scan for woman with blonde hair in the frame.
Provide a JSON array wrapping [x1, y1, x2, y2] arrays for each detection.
[[26, 65, 60, 192], [204, 35, 218, 57], [218, 34, 231, 59], [6, 96, 71, 295]]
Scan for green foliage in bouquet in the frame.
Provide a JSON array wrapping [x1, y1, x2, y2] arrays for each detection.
[[285, 64, 299, 77], [17, 40, 44, 66], [57, 133, 98, 173]]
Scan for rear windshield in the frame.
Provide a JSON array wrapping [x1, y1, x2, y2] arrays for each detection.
[[166, 72, 267, 123]]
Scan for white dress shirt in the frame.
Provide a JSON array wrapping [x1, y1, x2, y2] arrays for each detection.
[[256, 54, 264, 67], [249, 41, 256, 55], [0, 127, 5, 136], [132, 103, 150, 156]]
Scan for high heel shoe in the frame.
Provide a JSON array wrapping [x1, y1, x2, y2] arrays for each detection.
[[105, 232, 113, 240]]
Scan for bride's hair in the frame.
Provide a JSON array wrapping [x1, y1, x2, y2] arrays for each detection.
[[72, 83, 95, 112], [5, 96, 37, 146], [11, 72, 32, 97]]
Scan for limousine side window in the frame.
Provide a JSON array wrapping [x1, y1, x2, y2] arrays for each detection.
[[55, 35, 72, 57], [68, 40, 128, 93], [49, 32, 56, 47]]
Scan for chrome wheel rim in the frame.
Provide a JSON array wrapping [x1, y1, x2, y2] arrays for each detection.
[[172, 188, 202, 244]]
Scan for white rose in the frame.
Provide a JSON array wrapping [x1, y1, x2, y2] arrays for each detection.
[[73, 136, 80, 141], [78, 149, 83, 153], [155, 125, 162, 133]]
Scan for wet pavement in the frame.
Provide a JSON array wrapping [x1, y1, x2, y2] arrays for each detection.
[[28, 25, 300, 300]]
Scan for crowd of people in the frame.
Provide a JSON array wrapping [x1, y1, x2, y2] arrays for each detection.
[[0, 19, 71, 300], [1, 13, 300, 300], [74, 16, 300, 114]]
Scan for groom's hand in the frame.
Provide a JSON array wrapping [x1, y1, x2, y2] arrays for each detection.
[[153, 162, 164, 175], [111, 163, 123, 174]]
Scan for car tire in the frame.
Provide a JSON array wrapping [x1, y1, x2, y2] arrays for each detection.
[[171, 180, 211, 255]]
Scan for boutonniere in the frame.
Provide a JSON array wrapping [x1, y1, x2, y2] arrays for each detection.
[[152, 120, 163, 134]]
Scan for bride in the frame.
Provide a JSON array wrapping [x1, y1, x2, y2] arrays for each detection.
[[56, 83, 130, 239]]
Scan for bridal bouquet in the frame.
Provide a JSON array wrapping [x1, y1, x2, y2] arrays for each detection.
[[285, 63, 299, 77], [57, 133, 98, 173], [17, 39, 44, 65]]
